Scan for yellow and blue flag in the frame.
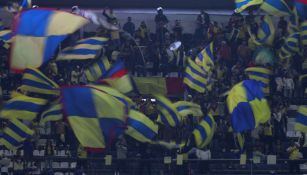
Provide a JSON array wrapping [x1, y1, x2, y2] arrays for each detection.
[[101, 60, 133, 94], [280, 32, 301, 58], [227, 80, 270, 132], [195, 42, 214, 72], [19, 68, 60, 97], [301, 21, 307, 46], [260, 0, 291, 16], [174, 101, 203, 118], [245, 67, 272, 95], [0, 93, 48, 121], [236, 133, 245, 153], [125, 110, 158, 143], [184, 58, 210, 93], [235, 0, 263, 13], [57, 37, 108, 61], [62, 86, 128, 150], [295, 0, 307, 20], [39, 102, 63, 127], [295, 105, 307, 133], [155, 94, 181, 127], [85, 57, 111, 82], [19, 0, 32, 10], [10, 9, 89, 71], [288, 7, 300, 34], [0, 30, 13, 49], [252, 16, 275, 46], [0, 118, 34, 150], [193, 114, 215, 148]]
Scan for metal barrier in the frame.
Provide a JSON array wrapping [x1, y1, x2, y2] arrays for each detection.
[[5, 156, 307, 175]]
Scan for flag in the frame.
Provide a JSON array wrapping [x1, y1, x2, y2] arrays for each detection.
[[84, 57, 111, 82], [0, 93, 48, 121], [57, 37, 108, 61], [245, 67, 272, 95], [288, 6, 300, 33], [184, 58, 210, 93], [125, 110, 158, 143], [174, 101, 203, 117], [39, 102, 63, 126], [195, 42, 214, 72], [295, 0, 307, 20], [102, 60, 133, 94], [61, 86, 128, 149], [193, 114, 215, 149], [0, 118, 34, 150], [19, 68, 60, 97], [236, 133, 245, 152], [235, 0, 263, 13], [155, 94, 181, 127], [227, 80, 270, 132], [301, 21, 307, 46], [260, 0, 291, 16], [252, 16, 275, 46], [0, 30, 13, 49], [19, 0, 32, 10], [280, 32, 301, 57], [10, 9, 89, 71], [295, 105, 307, 133]]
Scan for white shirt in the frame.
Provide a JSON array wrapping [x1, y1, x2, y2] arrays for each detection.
[[283, 78, 294, 89]]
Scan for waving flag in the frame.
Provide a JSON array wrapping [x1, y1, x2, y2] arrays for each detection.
[[236, 133, 245, 153], [85, 57, 111, 82], [235, 0, 263, 13], [250, 16, 275, 46], [0, 118, 34, 150], [184, 58, 210, 93], [10, 9, 89, 71], [227, 80, 270, 132], [39, 102, 63, 126], [57, 37, 108, 61], [280, 32, 301, 59], [0, 30, 13, 49], [0, 93, 47, 121], [288, 7, 300, 33], [245, 67, 272, 95], [193, 114, 216, 149], [260, 0, 291, 16], [19, 68, 60, 97], [301, 21, 307, 46], [155, 94, 181, 127], [174, 101, 203, 117], [19, 0, 32, 10], [295, 105, 307, 133], [195, 42, 214, 72], [62, 86, 128, 150], [125, 110, 158, 143], [102, 60, 133, 94], [295, 0, 307, 20]]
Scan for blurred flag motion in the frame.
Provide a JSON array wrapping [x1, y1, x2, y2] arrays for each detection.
[[260, 0, 291, 16], [155, 94, 181, 127], [61, 86, 128, 149], [174, 101, 203, 118], [301, 21, 307, 46], [195, 42, 214, 72], [227, 80, 270, 132], [295, 105, 307, 133], [295, 0, 307, 20], [0, 30, 13, 49], [57, 37, 108, 61], [0, 119, 34, 150], [192, 114, 216, 149], [125, 110, 158, 143], [85, 57, 111, 82], [245, 67, 272, 95], [19, 68, 60, 97], [10, 9, 89, 71], [235, 0, 263, 13], [19, 0, 32, 10]]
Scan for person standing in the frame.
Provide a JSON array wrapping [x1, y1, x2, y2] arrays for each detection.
[[123, 17, 135, 36]]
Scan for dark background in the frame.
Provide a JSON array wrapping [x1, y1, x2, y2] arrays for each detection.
[[1, 0, 235, 9]]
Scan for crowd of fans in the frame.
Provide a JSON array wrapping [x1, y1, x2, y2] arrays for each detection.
[[0, 7, 307, 174]]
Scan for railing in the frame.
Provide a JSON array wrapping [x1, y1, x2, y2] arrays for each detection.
[[5, 156, 307, 175]]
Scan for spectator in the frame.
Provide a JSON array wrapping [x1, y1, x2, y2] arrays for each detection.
[[123, 17, 135, 36], [70, 66, 80, 85], [173, 20, 183, 40], [196, 10, 210, 29], [283, 73, 295, 99], [155, 7, 169, 30], [287, 142, 302, 173], [115, 136, 128, 175], [136, 21, 150, 45], [278, 17, 288, 34]]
